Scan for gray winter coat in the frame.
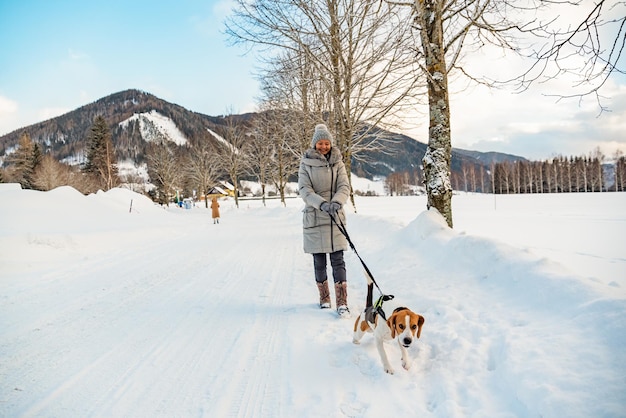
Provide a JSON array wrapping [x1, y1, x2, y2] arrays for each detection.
[[298, 147, 351, 254]]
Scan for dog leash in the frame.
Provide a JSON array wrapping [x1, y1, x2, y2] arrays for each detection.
[[329, 212, 394, 303]]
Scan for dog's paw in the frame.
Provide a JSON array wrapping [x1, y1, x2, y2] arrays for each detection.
[[384, 366, 395, 374], [352, 338, 360, 345], [402, 359, 412, 370]]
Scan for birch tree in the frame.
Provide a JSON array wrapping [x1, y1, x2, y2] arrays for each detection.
[[406, 0, 561, 225], [614, 149, 625, 191]]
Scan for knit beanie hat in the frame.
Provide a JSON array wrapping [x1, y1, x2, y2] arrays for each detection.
[[311, 124, 334, 149]]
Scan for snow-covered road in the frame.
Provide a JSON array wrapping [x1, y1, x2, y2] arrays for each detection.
[[1, 187, 624, 417]]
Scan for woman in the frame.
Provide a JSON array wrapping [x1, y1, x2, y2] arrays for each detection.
[[211, 196, 220, 224], [298, 124, 351, 317]]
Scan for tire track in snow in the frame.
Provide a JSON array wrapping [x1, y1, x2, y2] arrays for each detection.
[[6, 205, 327, 417], [17, 229, 221, 417], [78, 208, 302, 417], [200, 214, 299, 417], [89, 217, 289, 417]]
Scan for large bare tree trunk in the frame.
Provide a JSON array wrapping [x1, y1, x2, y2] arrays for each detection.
[[416, 0, 453, 227]]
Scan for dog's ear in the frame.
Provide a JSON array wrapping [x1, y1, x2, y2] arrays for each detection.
[[388, 314, 397, 339], [416, 315, 425, 339]]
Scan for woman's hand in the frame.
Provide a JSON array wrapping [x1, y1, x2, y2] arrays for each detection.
[[321, 201, 341, 216]]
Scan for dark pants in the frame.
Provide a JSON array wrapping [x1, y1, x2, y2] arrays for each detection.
[[313, 251, 346, 284]]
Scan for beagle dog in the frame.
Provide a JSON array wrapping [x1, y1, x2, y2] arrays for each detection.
[[352, 283, 425, 374]]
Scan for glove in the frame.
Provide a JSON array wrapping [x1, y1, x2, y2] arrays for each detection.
[[320, 202, 331, 213], [329, 201, 342, 216]]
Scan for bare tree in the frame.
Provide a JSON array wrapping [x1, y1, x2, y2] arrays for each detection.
[[409, 0, 625, 219], [591, 147, 606, 191], [186, 140, 222, 208], [254, 62, 312, 205], [567, 157, 573, 193], [385, 172, 408, 196], [404, 0, 561, 223], [460, 162, 471, 192], [212, 115, 251, 208], [249, 107, 303, 206], [494, 161, 513, 194], [272, 113, 306, 206], [32, 155, 72, 191], [410, 0, 454, 221], [248, 114, 276, 206], [257, 49, 324, 150], [256, 50, 334, 205], [614, 149, 624, 191], [119, 162, 148, 194], [576, 155, 587, 192], [479, 165, 487, 193], [534, 161, 543, 193], [227, 0, 623, 223], [492, 150, 612, 194], [226, 0, 423, 207], [516, 0, 625, 108], [147, 142, 183, 205]]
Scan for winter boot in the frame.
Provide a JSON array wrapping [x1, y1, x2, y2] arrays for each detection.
[[335, 281, 350, 317], [316, 281, 331, 309]]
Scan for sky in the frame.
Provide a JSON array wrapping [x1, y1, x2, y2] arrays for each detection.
[[0, 0, 625, 161], [0, 184, 624, 416]]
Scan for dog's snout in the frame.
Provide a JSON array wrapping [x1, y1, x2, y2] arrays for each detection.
[[403, 337, 412, 346]]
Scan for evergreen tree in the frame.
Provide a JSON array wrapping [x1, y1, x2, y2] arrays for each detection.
[[8, 132, 40, 189], [83, 116, 119, 191]]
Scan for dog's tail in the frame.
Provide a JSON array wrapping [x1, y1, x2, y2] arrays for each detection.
[[364, 269, 374, 308]]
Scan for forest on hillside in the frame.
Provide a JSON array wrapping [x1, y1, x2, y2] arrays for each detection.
[[3, 123, 624, 202]]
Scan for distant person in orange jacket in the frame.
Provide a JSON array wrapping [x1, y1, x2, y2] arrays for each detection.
[[211, 197, 220, 224]]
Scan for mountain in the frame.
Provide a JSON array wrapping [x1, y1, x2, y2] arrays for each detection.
[[0, 90, 232, 166], [0, 89, 525, 182], [453, 149, 529, 165]]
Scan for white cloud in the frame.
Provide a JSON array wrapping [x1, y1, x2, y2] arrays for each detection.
[[442, 73, 626, 160], [0, 95, 18, 115], [0, 96, 19, 135]]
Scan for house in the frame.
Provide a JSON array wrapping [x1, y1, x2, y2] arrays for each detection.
[[219, 181, 236, 197], [199, 186, 228, 202]]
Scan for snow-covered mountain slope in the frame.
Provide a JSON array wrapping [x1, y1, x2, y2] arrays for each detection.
[[119, 110, 188, 145]]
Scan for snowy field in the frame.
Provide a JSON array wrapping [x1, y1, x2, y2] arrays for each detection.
[[1, 184, 624, 418]]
